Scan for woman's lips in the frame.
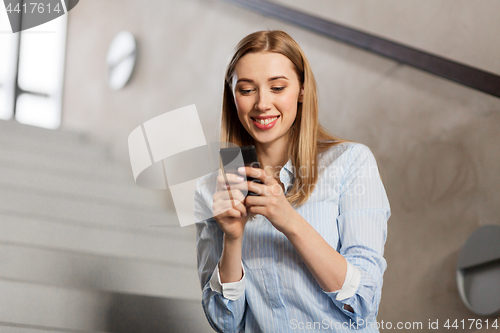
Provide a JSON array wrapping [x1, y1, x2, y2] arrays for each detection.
[[251, 116, 280, 130]]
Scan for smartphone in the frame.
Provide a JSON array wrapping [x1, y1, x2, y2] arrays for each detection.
[[219, 145, 263, 196]]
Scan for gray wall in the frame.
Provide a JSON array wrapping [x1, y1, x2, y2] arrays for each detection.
[[273, 0, 500, 75], [62, 0, 500, 331]]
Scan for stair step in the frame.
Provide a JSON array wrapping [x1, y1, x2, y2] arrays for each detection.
[[0, 119, 92, 149], [0, 144, 132, 184], [0, 188, 182, 230], [0, 163, 165, 210], [0, 279, 110, 332], [0, 135, 109, 164], [0, 214, 196, 266], [0, 326, 78, 333], [0, 242, 201, 300], [0, 278, 210, 332]]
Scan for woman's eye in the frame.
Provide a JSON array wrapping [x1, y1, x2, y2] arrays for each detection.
[[239, 89, 253, 95], [272, 87, 285, 92]]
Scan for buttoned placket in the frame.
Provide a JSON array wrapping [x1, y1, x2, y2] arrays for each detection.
[[259, 160, 295, 331]]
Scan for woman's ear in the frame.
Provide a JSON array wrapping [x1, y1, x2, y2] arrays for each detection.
[[298, 87, 304, 103]]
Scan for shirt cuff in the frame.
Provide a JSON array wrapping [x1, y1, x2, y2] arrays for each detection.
[[209, 261, 245, 301], [334, 260, 361, 301]]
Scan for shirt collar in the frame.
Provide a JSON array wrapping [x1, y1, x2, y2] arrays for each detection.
[[279, 158, 295, 193], [282, 158, 294, 176]]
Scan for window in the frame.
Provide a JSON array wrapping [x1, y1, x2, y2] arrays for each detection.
[[0, 4, 67, 129]]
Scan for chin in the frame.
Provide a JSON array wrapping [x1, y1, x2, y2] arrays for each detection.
[[253, 135, 282, 146], [250, 131, 275, 141]]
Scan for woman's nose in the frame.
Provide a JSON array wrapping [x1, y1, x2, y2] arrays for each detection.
[[254, 91, 271, 111]]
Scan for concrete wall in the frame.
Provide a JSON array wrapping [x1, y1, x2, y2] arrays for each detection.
[[273, 0, 500, 75], [62, 0, 500, 331]]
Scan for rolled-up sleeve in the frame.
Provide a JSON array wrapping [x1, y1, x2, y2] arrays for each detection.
[[323, 143, 390, 327], [195, 181, 247, 333]]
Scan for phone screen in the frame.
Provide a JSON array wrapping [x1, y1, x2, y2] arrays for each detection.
[[220, 145, 263, 196]]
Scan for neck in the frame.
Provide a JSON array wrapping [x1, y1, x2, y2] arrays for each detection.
[[254, 136, 289, 180]]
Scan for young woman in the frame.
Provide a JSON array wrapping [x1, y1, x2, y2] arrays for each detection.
[[195, 30, 390, 332]]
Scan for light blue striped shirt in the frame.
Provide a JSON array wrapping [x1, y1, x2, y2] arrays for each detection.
[[195, 142, 390, 332]]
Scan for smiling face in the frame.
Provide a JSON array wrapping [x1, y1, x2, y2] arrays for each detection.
[[231, 51, 304, 151]]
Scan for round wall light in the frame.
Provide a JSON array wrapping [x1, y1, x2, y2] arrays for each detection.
[[106, 31, 137, 90], [457, 225, 500, 316]]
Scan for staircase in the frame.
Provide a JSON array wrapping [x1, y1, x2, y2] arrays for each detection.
[[0, 120, 210, 332]]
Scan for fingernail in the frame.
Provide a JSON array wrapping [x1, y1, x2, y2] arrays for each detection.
[[238, 167, 245, 173], [237, 176, 244, 181]]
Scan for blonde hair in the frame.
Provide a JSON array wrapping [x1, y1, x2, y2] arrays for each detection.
[[221, 30, 346, 207]]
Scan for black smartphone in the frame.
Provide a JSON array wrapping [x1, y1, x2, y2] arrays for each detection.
[[219, 145, 263, 196]]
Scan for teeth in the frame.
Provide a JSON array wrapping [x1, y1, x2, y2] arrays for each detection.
[[255, 117, 278, 125]]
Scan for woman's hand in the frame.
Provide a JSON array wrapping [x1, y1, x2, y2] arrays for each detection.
[[212, 170, 249, 240], [235, 166, 298, 234], [236, 166, 350, 293]]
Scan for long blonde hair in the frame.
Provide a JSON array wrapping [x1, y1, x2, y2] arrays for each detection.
[[221, 30, 346, 207]]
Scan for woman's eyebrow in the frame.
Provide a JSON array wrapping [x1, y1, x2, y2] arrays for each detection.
[[269, 76, 288, 81], [236, 76, 289, 84]]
